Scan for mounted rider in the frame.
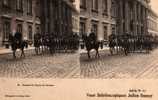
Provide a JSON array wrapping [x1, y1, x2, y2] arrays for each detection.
[[34, 32, 41, 47], [89, 32, 97, 45], [14, 32, 22, 46], [109, 33, 116, 47]]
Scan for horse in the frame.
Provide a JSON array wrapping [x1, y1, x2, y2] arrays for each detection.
[[82, 33, 100, 59], [109, 34, 117, 55], [34, 33, 42, 55], [9, 33, 28, 59]]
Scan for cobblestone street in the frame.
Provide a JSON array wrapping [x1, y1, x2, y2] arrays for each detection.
[[1, 48, 158, 79], [0, 50, 80, 78], [80, 49, 158, 79]]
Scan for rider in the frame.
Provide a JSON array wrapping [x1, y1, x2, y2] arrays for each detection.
[[34, 32, 41, 47], [89, 32, 96, 41], [89, 32, 97, 45], [14, 32, 22, 45]]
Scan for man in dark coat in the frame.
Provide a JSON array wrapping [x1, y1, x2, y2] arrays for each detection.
[[14, 32, 22, 45], [89, 32, 97, 41]]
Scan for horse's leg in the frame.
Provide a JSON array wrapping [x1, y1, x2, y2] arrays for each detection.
[[21, 48, 25, 58], [110, 47, 113, 55], [23, 49, 25, 57], [35, 47, 37, 54], [95, 50, 97, 58], [36, 47, 39, 55], [37, 47, 39, 55], [96, 49, 100, 58], [41, 46, 43, 53], [87, 51, 91, 59], [13, 50, 16, 59], [39, 46, 41, 54], [20, 49, 23, 57], [124, 48, 128, 56]]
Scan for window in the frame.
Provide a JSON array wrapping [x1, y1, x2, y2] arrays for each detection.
[[103, 26, 108, 40], [102, 0, 108, 15], [16, 0, 23, 11], [80, 0, 86, 9], [3, 0, 10, 7], [91, 23, 98, 35], [111, 0, 116, 18], [80, 22, 86, 34], [27, 0, 32, 15], [36, 27, 40, 33], [111, 25, 116, 34], [28, 26, 32, 40], [3, 21, 10, 41], [17, 24, 23, 33], [35, 1, 40, 18], [92, 0, 98, 12]]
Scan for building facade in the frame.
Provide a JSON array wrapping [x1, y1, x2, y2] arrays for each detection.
[[116, 0, 150, 35], [72, 0, 80, 34], [0, 0, 41, 48], [79, 0, 155, 41], [0, 0, 157, 48], [40, 0, 77, 37], [79, 0, 117, 41], [148, 7, 158, 36]]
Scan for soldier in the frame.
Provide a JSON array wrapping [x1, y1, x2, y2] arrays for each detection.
[[14, 32, 22, 45], [89, 32, 97, 42]]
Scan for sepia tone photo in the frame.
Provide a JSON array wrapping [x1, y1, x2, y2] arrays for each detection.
[[0, 0, 158, 80]]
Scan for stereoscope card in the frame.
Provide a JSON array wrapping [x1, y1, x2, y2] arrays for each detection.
[[0, 0, 158, 100]]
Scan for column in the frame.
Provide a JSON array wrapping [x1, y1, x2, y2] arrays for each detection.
[[32, 0, 36, 36], [86, 18, 91, 35], [98, 21, 103, 41], [137, 3, 141, 34], [43, 0, 49, 33], [125, 0, 129, 33], [0, 2, 2, 47], [142, 6, 145, 34], [119, 0, 123, 34], [49, 0, 55, 33], [0, 17, 2, 47], [144, 8, 148, 34], [23, 0, 27, 39], [133, 0, 137, 35]]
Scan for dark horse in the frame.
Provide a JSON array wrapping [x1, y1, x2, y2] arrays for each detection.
[[109, 33, 116, 55], [82, 33, 100, 59], [34, 33, 42, 55], [9, 32, 28, 58]]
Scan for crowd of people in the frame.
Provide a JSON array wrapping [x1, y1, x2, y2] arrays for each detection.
[[34, 32, 80, 54], [109, 33, 158, 55], [5, 31, 158, 58]]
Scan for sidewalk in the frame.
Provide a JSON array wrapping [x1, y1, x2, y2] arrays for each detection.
[[0, 47, 35, 55]]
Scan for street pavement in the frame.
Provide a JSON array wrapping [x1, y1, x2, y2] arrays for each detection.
[[1, 47, 158, 79], [80, 48, 158, 79], [0, 49, 80, 78]]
